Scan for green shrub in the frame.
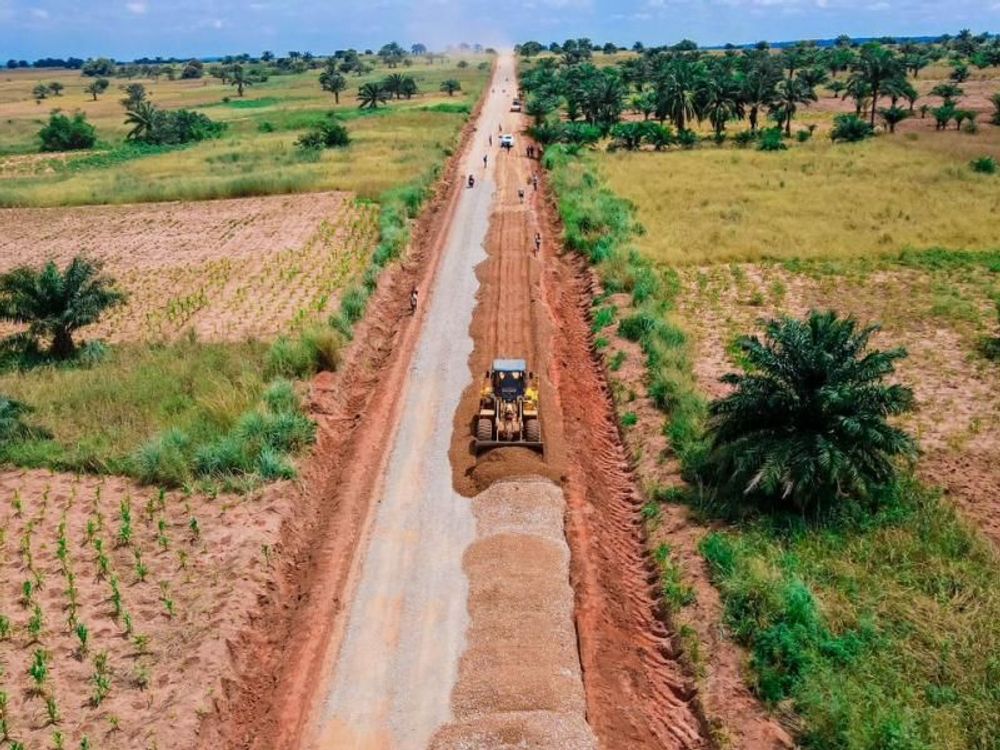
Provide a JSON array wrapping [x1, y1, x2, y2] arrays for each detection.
[[618, 311, 659, 342], [256, 446, 296, 479], [266, 328, 344, 379], [757, 127, 787, 151], [591, 304, 617, 331], [38, 112, 97, 152], [339, 286, 368, 324], [970, 155, 998, 175], [262, 379, 299, 414], [676, 129, 698, 149], [132, 429, 192, 486], [830, 114, 875, 143], [296, 118, 350, 150], [0, 395, 39, 445], [733, 130, 758, 148]]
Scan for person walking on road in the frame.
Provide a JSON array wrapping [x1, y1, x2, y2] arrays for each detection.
[[489, 134, 493, 147], [532, 173, 539, 192], [534, 232, 541, 256], [518, 188, 525, 203], [483, 154, 488, 168], [409, 286, 418, 314]]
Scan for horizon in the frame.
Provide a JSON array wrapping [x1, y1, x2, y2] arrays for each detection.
[[0, 0, 997, 62]]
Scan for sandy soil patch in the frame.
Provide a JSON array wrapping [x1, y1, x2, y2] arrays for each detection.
[[0, 192, 377, 343]]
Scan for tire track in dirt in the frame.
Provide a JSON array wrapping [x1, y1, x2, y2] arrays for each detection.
[[448, 86, 711, 746]]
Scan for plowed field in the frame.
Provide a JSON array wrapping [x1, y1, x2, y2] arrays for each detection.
[[0, 192, 377, 343]]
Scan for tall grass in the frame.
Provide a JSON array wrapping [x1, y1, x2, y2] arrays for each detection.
[[701, 479, 1000, 750], [598, 136, 1000, 265], [0, 338, 316, 489], [0, 339, 268, 474], [545, 145, 707, 470]]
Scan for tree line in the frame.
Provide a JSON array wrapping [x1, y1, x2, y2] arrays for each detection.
[[519, 32, 1000, 150]]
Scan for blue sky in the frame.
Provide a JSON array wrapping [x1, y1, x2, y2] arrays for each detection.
[[0, 0, 997, 61]]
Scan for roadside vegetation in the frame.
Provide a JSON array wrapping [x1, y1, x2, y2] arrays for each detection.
[[530, 33, 1000, 749]]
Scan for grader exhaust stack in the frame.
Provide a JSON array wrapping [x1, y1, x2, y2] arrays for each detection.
[[474, 358, 543, 453]]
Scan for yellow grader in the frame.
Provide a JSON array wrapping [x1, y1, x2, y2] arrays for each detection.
[[474, 358, 543, 452]]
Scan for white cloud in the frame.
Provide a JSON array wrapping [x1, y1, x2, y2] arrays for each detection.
[[126, 1, 147, 13], [29, 7, 49, 18]]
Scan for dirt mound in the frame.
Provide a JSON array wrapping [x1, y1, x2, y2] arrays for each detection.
[[431, 712, 596, 750], [462, 448, 562, 494], [432, 480, 596, 749]]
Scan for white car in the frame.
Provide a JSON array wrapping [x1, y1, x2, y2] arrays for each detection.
[[499, 134, 515, 148]]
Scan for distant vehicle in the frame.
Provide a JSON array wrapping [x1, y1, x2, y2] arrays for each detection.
[[499, 134, 514, 149], [510, 99, 522, 112]]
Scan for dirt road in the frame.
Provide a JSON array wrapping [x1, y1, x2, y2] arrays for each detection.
[[302, 55, 595, 749], [266, 52, 709, 750]]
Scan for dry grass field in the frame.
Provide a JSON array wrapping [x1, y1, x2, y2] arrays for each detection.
[[0, 57, 490, 206], [0, 192, 377, 343], [600, 125, 1000, 265]]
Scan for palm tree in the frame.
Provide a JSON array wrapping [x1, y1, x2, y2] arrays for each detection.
[[842, 76, 871, 117], [439, 79, 461, 97], [581, 69, 627, 127], [229, 65, 251, 97], [654, 58, 705, 132], [357, 82, 388, 109], [771, 77, 816, 136], [990, 92, 1000, 126], [703, 311, 916, 515], [878, 105, 910, 133], [124, 100, 159, 142], [400, 76, 418, 99], [319, 68, 347, 103], [0, 257, 126, 360], [701, 71, 743, 137], [739, 53, 781, 131], [849, 43, 904, 127], [382, 73, 406, 99]]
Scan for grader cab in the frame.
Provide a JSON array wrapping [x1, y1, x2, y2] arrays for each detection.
[[474, 358, 543, 453]]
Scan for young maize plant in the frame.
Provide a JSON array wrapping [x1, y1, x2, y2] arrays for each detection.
[[75, 622, 88, 656], [156, 517, 169, 551], [134, 549, 149, 582], [117, 499, 133, 548], [27, 604, 43, 643], [45, 694, 59, 725], [28, 648, 49, 693], [21, 579, 33, 608], [0, 615, 9, 640]]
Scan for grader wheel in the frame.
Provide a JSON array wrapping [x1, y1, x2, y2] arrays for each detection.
[[476, 418, 493, 443], [525, 418, 540, 443]]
